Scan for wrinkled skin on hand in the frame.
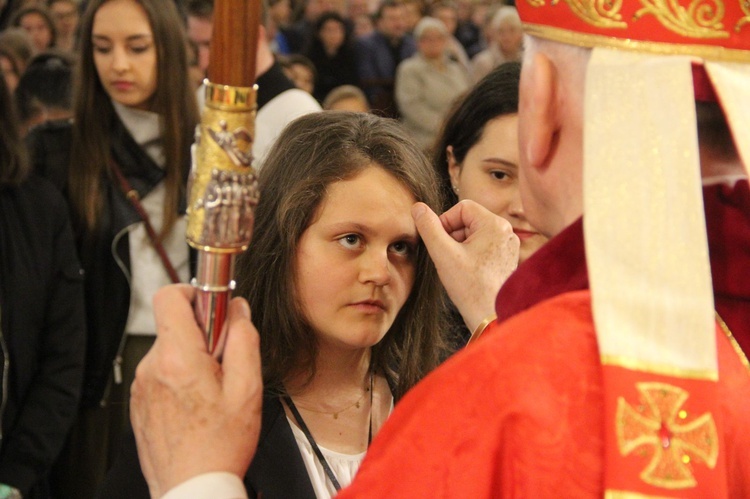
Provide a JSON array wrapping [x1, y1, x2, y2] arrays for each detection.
[[130, 284, 263, 498], [412, 200, 519, 331]]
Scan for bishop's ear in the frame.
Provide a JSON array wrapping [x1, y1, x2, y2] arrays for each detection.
[[518, 51, 558, 172]]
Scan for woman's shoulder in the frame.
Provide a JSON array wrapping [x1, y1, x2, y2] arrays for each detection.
[[396, 56, 424, 76]]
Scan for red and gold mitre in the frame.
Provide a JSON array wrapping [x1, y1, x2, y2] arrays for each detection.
[[517, 0, 750, 497], [516, 0, 750, 61]]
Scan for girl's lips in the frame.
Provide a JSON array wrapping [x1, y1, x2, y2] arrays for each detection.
[[112, 81, 133, 91], [513, 229, 539, 241], [350, 300, 386, 313]]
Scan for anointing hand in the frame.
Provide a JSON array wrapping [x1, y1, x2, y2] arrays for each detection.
[[130, 284, 262, 498], [412, 200, 519, 331]]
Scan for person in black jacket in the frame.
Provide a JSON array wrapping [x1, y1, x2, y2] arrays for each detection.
[[0, 66, 85, 499], [303, 12, 359, 104], [24, 0, 200, 496]]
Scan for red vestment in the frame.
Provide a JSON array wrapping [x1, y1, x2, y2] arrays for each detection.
[[339, 181, 750, 498]]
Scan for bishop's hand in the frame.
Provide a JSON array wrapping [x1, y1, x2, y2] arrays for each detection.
[[130, 284, 262, 498], [412, 200, 519, 332]]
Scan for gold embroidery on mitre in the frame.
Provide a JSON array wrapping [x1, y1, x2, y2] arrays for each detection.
[[737, 0, 750, 32], [634, 0, 730, 38], [616, 382, 719, 489], [557, 0, 628, 27], [523, 23, 750, 60]]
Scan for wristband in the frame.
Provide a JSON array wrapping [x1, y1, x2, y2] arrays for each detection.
[[467, 314, 497, 345]]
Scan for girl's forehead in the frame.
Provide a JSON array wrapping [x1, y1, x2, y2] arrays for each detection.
[[314, 168, 415, 218]]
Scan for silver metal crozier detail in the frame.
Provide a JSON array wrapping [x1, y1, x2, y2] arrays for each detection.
[[207, 119, 254, 167], [194, 169, 259, 247]]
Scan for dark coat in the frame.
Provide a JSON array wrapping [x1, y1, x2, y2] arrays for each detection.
[[25, 116, 187, 407], [306, 41, 360, 104], [0, 176, 85, 497], [99, 394, 317, 498], [355, 31, 416, 118]]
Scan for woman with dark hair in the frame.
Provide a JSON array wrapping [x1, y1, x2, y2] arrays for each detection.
[[0, 71, 85, 499], [25, 0, 200, 495], [433, 62, 547, 345], [304, 11, 359, 104], [101, 111, 451, 498], [10, 5, 57, 54], [434, 62, 547, 265]]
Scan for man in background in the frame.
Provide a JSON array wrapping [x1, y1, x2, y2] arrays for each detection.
[[355, 0, 414, 118], [184, 0, 213, 77]]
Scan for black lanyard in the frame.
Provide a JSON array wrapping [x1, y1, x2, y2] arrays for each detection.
[[284, 374, 374, 492]]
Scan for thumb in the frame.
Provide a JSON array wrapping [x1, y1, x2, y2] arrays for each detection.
[[412, 202, 453, 261], [221, 297, 262, 402]]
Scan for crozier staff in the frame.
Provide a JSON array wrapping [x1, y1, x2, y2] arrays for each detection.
[[186, 0, 261, 353]]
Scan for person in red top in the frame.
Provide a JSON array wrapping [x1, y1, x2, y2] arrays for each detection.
[[126, 0, 750, 496]]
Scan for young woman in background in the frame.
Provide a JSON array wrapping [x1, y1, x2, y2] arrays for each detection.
[[25, 0, 199, 495]]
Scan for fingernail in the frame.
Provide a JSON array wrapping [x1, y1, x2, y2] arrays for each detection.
[[237, 299, 251, 320], [411, 203, 426, 219]]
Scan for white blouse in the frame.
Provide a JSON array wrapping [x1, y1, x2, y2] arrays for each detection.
[[288, 417, 366, 498], [112, 101, 190, 336]]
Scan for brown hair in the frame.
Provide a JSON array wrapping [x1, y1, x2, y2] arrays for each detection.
[[69, 0, 199, 236], [235, 111, 449, 400]]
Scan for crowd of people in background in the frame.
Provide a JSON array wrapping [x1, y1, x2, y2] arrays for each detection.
[[1, 0, 750, 498], [1, 0, 522, 153], [0, 0, 528, 497]]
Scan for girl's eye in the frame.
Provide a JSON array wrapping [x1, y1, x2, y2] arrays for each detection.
[[390, 241, 413, 256], [339, 234, 361, 249], [130, 45, 151, 54], [93, 45, 111, 54], [490, 170, 509, 181]]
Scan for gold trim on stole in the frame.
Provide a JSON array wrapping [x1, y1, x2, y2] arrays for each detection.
[[715, 313, 750, 374], [604, 491, 677, 499], [601, 355, 719, 381]]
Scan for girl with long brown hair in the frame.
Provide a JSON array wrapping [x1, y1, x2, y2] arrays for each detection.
[[101, 111, 451, 499], [26, 0, 199, 494]]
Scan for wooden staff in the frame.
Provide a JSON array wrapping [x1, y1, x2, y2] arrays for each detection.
[[209, 0, 260, 86], [186, 0, 262, 356]]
